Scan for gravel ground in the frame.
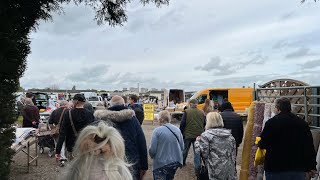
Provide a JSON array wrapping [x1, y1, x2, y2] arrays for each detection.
[[10, 120, 244, 180]]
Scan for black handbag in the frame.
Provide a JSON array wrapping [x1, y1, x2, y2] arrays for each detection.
[[198, 152, 209, 180]]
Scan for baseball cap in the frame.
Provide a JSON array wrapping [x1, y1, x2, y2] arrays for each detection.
[[73, 94, 86, 102], [26, 92, 34, 98], [190, 99, 198, 104]]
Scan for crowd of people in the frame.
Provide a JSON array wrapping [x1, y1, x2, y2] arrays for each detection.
[[19, 92, 317, 180]]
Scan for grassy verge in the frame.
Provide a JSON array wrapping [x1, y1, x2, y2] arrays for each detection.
[[16, 116, 23, 126]]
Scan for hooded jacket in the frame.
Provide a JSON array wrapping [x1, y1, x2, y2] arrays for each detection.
[[94, 105, 148, 171], [196, 128, 237, 180]]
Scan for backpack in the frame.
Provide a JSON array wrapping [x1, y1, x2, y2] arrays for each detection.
[[131, 105, 144, 125]]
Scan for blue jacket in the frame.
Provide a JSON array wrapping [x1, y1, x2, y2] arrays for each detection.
[[129, 103, 143, 111], [94, 105, 148, 171], [149, 123, 184, 170]]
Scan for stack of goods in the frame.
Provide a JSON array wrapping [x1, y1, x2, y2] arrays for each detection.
[[240, 102, 276, 180], [312, 141, 320, 180], [240, 101, 257, 180], [270, 103, 276, 118], [248, 102, 265, 180], [311, 129, 320, 180], [262, 103, 271, 129], [11, 128, 36, 150], [255, 103, 273, 180]]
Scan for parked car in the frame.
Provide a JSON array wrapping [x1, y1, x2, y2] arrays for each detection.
[[88, 96, 103, 109], [28, 92, 57, 120]]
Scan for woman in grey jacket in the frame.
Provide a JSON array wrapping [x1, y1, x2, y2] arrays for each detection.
[[195, 112, 237, 180]]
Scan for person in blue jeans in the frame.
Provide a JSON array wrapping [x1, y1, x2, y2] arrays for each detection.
[[149, 110, 184, 180], [180, 99, 205, 177]]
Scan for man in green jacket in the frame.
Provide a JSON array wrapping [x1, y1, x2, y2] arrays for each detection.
[[180, 99, 206, 175]]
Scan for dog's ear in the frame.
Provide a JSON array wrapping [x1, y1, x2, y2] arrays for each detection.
[[101, 143, 113, 157], [79, 134, 96, 153]]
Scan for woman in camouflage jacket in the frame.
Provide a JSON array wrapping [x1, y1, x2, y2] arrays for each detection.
[[195, 112, 237, 180]]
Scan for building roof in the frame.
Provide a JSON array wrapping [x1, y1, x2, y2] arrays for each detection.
[[148, 90, 164, 93], [27, 89, 98, 94]]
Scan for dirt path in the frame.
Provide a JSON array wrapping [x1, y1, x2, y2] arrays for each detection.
[[10, 121, 243, 180]]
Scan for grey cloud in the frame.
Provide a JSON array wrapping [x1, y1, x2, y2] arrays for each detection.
[[173, 81, 211, 91], [286, 70, 320, 86], [285, 47, 311, 59], [288, 69, 319, 76], [212, 74, 281, 88], [244, 53, 268, 65], [100, 72, 162, 88], [93, 73, 208, 91], [272, 40, 290, 49], [40, 4, 98, 35], [194, 56, 234, 76], [151, 7, 185, 30], [300, 59, 320, 69], [125, 5, 186, 33], [143, 48, 151, 53], [279, 11, 296, 21], [125, 17, 147, 33], [124, 6, 154, 33], [66, 64, 109, 82], [195, 52, 268, 76], [272, 39, 306, 50]]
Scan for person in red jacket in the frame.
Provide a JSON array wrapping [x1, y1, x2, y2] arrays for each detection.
[[22, 98, 40, 128]]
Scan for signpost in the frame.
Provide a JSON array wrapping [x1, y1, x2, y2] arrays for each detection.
[[143, 104, 155, 125]]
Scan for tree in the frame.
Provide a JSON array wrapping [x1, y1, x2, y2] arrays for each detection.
[[0, 0, 169, 178], [72, 85, 76, 90]]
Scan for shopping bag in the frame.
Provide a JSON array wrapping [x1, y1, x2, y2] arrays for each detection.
[[254, 137, 266, 167]]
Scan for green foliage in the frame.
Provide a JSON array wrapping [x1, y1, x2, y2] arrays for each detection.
[[74, 0, 169, 26], [301, 0, 317, 2], [16, 116, 23, 126], [0, 0, 169, 179]]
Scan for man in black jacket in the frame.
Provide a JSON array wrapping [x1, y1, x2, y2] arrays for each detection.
[[220, 102, 243, 155], [259, 97, 317, 180], [55, 94, 95, 160], [94, 95, 148, 180]]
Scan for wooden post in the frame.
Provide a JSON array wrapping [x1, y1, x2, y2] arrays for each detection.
[[35, 137, 38, 166], [27, 141, 30, 173]]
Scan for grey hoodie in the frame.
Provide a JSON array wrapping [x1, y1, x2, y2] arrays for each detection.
[[195, 128, 237, 180]]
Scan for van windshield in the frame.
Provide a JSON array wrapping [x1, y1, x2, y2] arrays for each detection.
[[89, 97, 99, 101], [34, 94, 47, 100], [190, 92, 198, 100]]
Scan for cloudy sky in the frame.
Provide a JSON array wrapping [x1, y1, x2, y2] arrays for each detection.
[[21, 0, 320, 91]]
